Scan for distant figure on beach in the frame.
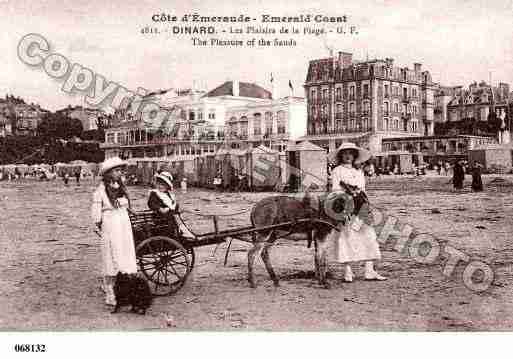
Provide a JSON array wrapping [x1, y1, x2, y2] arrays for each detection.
[[471, 161, 484, 192], [439, 162, 446, 176], [452, 160, 465, 190], [75, 170, 81, 185], [213, 174, 222, 191], [445, 162, 452, 177], [63, 173, 70, 185], [181, 178, 187, 193]]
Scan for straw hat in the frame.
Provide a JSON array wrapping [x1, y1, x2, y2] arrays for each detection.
[[99, 157, 128, 175], [155, 171, 174, 189], [328, 142, 371, 165]]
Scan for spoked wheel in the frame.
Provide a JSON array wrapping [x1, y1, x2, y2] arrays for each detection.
[[136, 236, 191, 296]]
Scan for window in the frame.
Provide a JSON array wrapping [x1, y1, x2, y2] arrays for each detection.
[[412, 88, 417, 98], [208, 111, 216, 119], [229, 123, 237, 137], [277, 111, 286, 134], [403, 87, 407, 99], [384, 118, 389, 130], [349, 102, 355, 114], [394, 103, 399, 113], [412, 121, 418, 132], [336, 104, 342, 118], [363, 101, 370, 115], [240, 121, 248, 138], [384, 84, 389, 97], [336, 119, 342, 131], [106, 133, 115, 143], [350, 86, 355, 99], [321, 105, 328, 118], [384, 102, 389, 115], [402, 104, 407, 115], [253, 113, 261, 135], [265, 112, 273, 134], [311, 89, 316, 101], [197, 112, 203, 120], [322, 89, 328, 101], [394, 86, 399, 96], [363, 84, 369, 98], [336, 88, 341, 102]]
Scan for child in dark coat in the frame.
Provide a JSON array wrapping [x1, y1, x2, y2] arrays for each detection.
[[148, 172, 194, 239]]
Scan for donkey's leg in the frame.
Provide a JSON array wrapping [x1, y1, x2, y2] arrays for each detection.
[[315, 231, 331, 289], [247, 237, 265, 288], [313, 233, 320, 280], [261, 235, 279, 287]]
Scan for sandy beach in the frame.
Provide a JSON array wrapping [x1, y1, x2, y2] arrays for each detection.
[[1, 175, 512, 331]]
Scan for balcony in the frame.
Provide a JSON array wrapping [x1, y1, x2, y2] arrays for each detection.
[[335, 112, 343, 119], [402, 96, 410, 103], [317, 126, 372, 135], [384, 111, 390, 117]]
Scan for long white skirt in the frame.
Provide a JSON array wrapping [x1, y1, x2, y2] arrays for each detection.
[[101, 208, 138, 276], [333, 218, 381, 263]]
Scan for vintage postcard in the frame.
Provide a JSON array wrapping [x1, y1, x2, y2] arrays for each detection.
[[1, 0, 513, 356]]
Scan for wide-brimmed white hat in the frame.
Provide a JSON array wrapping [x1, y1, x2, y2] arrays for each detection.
[[328, 142, 371, 165], [155, 171, 174, 189], [99, 157, 128, 175]]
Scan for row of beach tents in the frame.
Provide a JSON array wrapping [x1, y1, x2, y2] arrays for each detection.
[[0, 160, 100, 180], [1, 142, 329, 192], [125, 145, 285, 191]]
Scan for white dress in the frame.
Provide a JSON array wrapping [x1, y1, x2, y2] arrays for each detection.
[[91, 183, 138, 276], [331, 165, 381, 263]]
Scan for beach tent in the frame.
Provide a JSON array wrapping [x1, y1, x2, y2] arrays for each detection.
[[246, 145, 280, 191], [294, 141, 327, 192], [215, 147, 233, 190], [204, 152, 217, 188]]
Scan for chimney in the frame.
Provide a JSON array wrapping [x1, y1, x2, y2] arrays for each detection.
[[233, 80, 239, 97], [414, 63, 422, 73], [386, 58, 394, 67], [339, 52, 353, 68]]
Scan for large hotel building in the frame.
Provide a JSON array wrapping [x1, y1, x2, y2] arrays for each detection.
[[302, 52, 436, 153]]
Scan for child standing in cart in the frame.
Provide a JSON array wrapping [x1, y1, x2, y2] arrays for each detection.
[[148, 171, 195, 239]]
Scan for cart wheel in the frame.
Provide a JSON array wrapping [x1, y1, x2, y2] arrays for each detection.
[[136, 236, 191, 296]]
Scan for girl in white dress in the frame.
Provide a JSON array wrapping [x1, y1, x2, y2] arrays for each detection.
[[329, 143, 387, 282], [91, 157, 138, 306]]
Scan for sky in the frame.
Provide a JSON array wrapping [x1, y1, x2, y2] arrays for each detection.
[[1, 0, 513, 111]]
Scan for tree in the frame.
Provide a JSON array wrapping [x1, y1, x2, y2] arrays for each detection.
[[38, 112, 83, 140]]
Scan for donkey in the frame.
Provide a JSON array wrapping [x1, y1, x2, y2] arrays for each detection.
[[248, 191, 351, 289]]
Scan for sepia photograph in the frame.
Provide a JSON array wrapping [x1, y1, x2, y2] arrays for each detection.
[[1, 0, 513, 356]]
